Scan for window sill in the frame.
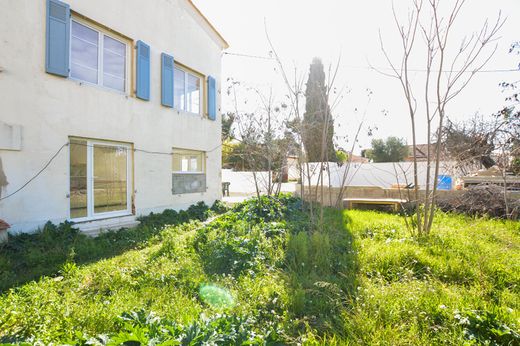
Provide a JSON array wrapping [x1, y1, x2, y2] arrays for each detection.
[[69, 77, 129, 97], [174, 109, 207, 118]]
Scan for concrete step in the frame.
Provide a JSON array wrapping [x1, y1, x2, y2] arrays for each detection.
[[75, 215, 140, 237]]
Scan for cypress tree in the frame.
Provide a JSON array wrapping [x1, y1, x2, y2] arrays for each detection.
[[302, 58, 336, 162]]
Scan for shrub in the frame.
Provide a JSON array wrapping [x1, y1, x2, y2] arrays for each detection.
[[454, 309, 520, 345], [137, 201, 212, 228], [0, 201, 225, 292], [76, 309, 285, 345], [194, 195, 298, 277], [232, 194, 299, 223], [194, 220, 288, 276], [210, 199, 229, 214]]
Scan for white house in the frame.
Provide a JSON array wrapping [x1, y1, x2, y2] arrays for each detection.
[[0, 0, 228, 234]]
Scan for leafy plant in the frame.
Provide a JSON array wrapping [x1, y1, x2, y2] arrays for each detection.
[[77, 309, 284, 345], [454, 309, 520, 345]]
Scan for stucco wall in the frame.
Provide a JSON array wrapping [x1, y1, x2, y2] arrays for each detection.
[[0, 0, 224, 233]]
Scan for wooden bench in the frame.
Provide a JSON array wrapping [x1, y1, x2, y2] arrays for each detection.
[[222, 182, 231, 197], [343, 198, 407, 212]]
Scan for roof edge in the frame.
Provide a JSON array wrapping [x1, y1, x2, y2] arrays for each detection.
[[186, 0, 229, 49]]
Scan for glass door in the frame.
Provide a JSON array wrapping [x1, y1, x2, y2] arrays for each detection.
[[92, 142, 129, 216], [70, 139, 131, 220]]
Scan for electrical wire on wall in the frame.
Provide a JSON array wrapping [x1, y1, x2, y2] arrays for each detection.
[[0, 140, 228, 202]]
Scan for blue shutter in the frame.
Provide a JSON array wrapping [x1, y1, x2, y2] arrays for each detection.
[[136, 40, 150, 100], [207, 76, 216, 120], [45, 0, 70, 77], [161, 53, 174, 107]]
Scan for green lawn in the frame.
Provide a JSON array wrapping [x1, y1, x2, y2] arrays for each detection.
[[0, 197, 519, 344]]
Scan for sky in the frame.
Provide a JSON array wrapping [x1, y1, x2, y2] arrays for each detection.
[[193, 0, 520, 153]]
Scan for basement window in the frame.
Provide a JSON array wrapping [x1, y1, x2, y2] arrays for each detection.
[[172, 148, 206, 194]]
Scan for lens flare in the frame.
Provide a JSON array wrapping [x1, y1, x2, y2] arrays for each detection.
[[199, 284, 235, 309]]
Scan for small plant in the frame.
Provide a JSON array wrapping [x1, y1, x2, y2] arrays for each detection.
[[77, 309, 284, 345], [454, 309, 520, 345]]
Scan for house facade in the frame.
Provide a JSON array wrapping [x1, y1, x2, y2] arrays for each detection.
[[0, 0, 228, 234]]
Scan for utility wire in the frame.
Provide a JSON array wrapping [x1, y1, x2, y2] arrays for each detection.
[[0, 140, 227, 202], [0, 143, 69, 202], [223, 51, 274, 60], [223, 50, 519, 73]]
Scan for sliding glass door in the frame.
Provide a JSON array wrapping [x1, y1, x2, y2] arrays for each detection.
[[70, 138, 131, 220]]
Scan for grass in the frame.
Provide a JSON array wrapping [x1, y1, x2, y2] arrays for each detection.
[[0, 197, 519, 344], [342, 210, 520, 344], [0, 201, 223, 292]]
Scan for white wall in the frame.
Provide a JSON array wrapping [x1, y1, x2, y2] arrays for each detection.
[[221, 169, 297, 196], [222, 170, 270, 195], [0, 0, 224, 233], [302, 161, 457, 189]]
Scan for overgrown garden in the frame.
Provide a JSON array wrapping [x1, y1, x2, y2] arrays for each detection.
[[1, 196, 518, 344]]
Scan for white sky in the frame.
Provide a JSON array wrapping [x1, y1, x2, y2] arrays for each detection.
[[193, 0, 520, 153]]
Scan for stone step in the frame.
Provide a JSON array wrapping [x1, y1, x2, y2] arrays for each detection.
[[75, 215, 140, 237]]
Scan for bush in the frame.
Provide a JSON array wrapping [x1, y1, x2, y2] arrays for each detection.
[[232, 194, 300, 223], [75, 309, 284, 345], [138, 201, 212, 228], [454, 309, 520, 344], [194, 199, 292, 276], [0, 201, 225, 292]]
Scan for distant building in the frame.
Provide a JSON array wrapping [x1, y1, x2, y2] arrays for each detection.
[[404, 144, 439, 162], [349, 153, 369, 163]]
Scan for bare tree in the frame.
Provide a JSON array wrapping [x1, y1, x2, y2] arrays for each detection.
[[334, 90, 373, 208], [377, 0, 504, 236], [226, 79, 294, 199], [265, 24, 350, 225]]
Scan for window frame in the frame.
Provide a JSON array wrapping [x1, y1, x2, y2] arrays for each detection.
[[172, 148, 206, 174], [68, 17, 130, 94], [69, 138, 133, 222], [173, 64, 204, 116]]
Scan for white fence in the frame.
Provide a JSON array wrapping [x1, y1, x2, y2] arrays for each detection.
[[299, 161, 462, 189]]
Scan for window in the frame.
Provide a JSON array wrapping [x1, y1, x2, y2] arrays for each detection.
[[172, 149, 205, 173], [172, 148, 206, 194], [69, 138, 132, 220], [70, 20, 127, 92], [173, 66, 202, 114]]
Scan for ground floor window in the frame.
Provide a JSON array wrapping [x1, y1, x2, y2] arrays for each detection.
[[172, 148, 205, 173], [69, 138, 132, 220], [172, 148, 206, 194]]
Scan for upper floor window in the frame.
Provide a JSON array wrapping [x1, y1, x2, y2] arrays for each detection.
[[70, 20, 127, 93], [174, 66, 202, 115]]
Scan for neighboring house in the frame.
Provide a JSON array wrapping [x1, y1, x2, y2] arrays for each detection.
[[404, 144, 438, 162], [348, 153, 369, 164], [0, 0, 228, 234]]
